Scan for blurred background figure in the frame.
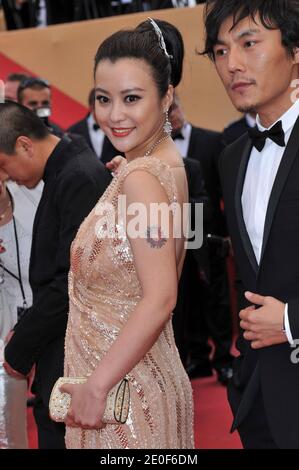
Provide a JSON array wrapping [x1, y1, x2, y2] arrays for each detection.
[[172, 156, 212, 369], [0, 0, 206, 30], [4, 73, 29, 102], [0, 174, 42, 448], [1, 1, 75, 30], [169, 93, 234, 385], [17, 76, 63, 136], [67, 89, 118, 163]]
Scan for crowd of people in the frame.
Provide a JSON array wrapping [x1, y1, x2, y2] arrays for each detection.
[[0, 0, 206, 30], [0, 0, 299, 451]]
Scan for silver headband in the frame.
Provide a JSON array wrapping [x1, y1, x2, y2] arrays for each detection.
[[148, 17, 173, 59]]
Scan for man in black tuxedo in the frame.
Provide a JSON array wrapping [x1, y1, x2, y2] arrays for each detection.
[[172, 156, 212, 365], [170, 93, 234, 384], [68, 89, 118, 164], [0, 102, 111, 448], [17, 76, 63, 137], [203, 0, 299, 448]]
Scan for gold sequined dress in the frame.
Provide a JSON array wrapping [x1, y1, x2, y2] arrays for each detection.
[[64, 157, 194, 449]]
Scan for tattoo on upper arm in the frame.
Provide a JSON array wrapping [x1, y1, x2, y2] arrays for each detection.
[[145, 225, 167, 249]]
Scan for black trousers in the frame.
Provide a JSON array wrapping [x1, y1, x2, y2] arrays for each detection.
[[187, 251, 234, 369], [32, 336, 66, 449], [237, 390, 278, 449], [173, 250, 233, 368], [33, 394, 65, 449]]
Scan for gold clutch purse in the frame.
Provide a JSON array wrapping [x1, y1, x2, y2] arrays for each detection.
[[49, 377, 130, 425]]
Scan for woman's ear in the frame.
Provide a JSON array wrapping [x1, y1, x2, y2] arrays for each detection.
[[163, 84, 174, 113]]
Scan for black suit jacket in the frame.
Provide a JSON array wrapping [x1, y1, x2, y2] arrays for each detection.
[[183, 157, 211, 274], [67, 116, 119, 164], [44, 0, 75, 24], [219, 116, 299, 448], [5, 135, 111, 403], [185, 125, 226, 236], [222, 116, 250, 146]]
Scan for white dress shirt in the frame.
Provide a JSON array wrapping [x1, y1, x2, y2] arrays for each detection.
[[242, 98, 299, 345], [173, 122, 192, 158], [0, 182, 43, 358], [87, 114, 106, 160], [36, 0, 47, 28], [244, 112, 256, 128]]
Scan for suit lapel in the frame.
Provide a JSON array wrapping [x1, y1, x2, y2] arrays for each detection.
[[234, 139, 259, 275], [259, 115, 299, 265]]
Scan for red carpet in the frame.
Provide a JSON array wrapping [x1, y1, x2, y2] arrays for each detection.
[[27, 374, 242, 449], [0, 52, 88, 129], [193, 374, 242, 449]]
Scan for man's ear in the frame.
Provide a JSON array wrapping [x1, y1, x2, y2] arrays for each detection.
[[15, 136, 34, 158]]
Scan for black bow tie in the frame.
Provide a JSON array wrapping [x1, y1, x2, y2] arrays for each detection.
[[172, 132, 184, 140], [93, 123, 100, 131], [248, 120, 285, 152]]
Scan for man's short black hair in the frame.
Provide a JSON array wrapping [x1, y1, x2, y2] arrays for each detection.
[[0, 101, 50, 155], [6, 73, 30, 83], [202, 0, 299, 60], [17, 77, 50, 103]]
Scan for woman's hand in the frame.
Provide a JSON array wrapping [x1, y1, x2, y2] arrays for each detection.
[[60, 381, 107, 430], [106, 156, 127, 176]]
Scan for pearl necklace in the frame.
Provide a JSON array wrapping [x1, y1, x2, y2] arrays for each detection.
[[144, 133, 169, 158]]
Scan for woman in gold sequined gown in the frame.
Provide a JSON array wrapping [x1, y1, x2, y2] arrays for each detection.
[[60, 19, 194, 449]]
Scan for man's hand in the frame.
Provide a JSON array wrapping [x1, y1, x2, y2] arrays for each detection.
[[106, 156, 126, 176], [239, 291, 287, 349], [3, 360, 26, 380]]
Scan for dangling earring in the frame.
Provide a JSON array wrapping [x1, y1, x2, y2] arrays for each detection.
[[163, 109, 172, 136]]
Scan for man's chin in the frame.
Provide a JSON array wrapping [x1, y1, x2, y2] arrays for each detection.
[[18, 181, 37, 189], [237, 105, 257, 113]]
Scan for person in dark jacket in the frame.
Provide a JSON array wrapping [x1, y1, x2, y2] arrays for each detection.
[[170, 93, 234, 383], [0, 101, 111, 448]]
